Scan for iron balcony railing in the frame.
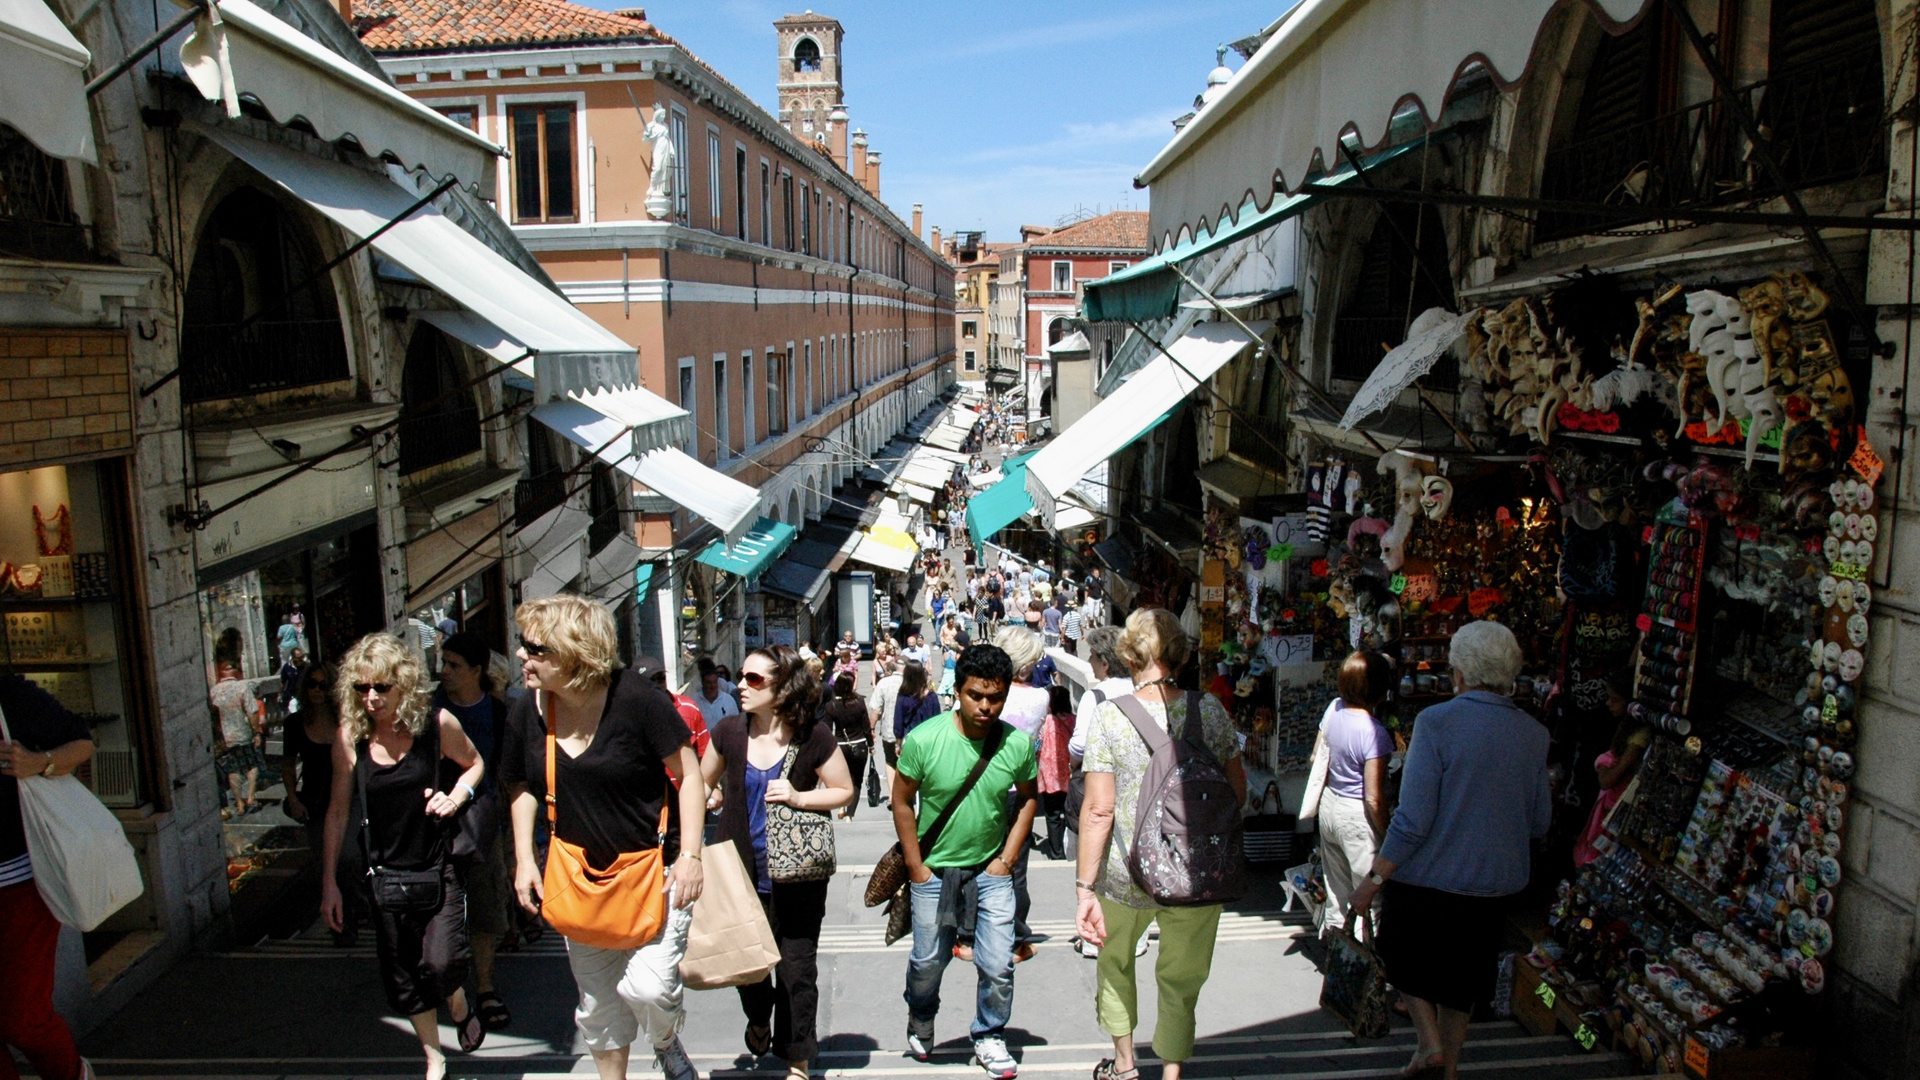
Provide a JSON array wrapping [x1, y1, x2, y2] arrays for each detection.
[[1331, 315, 1459, 389], [178, 318, 351, 403], [515, 471, 569, 530], [398, 406, 482, 475], [1537, 47, 1886, 241]]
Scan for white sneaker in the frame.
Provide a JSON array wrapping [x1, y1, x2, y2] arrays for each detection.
[[972, 1036, 1018, 1079], [655, 1035, 700, 1080], [907, 1021, 935, 1062]]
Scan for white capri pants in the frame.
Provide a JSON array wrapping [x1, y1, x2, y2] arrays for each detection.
[[564, 886, 695, 1052]]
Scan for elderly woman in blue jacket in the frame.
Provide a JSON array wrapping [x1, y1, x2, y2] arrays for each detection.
[[1347, 621, 1550, 1080]]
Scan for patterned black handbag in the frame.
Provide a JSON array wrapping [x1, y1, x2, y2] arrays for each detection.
[[1320, 912, 1392, 1038], [765, 744, 836, 883]]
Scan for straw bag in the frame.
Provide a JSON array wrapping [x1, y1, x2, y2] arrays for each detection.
[[1320, 911, 1391, 1038], [681, 842, 780, 989], [2, 706, 143, 931], [540, 695, 668, 950]]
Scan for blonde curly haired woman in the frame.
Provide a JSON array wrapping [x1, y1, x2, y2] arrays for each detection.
[[318, 634, 487, 1080]]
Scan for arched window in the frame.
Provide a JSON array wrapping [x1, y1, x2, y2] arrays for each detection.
[[0, 124, 86, 261], [181, 187, 346, 402], [1332, 203, 1453, 384], [399, 326, 482, 474], [793, 37, 821, 72], [1048, 318, 1071, 346]]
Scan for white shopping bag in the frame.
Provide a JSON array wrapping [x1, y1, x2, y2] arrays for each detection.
[[2, 706, 143, 930]]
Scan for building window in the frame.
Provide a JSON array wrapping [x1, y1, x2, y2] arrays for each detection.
[[962, 320, 977, 339], [399, 327, 482, 474], [508, 104, 576, 223], [765, 348, 787, 436], [1333, 203, 1454, 383], [799, 181, 811, 255], [587, 463, 621, 553], [1048, 318, 1070, 347], [515, 418, 568, 528], [735, 146, 748, 239], [0, 125, 86, 261], [678, 357, 697, 455], [802, 339, 814, 418], [1110, 260, 1128, 276], [181, 187, 347, 402], [782, 172, 795, 251], [964, 350, 976, 371], [670, 108, 689, 222], [742, 350, 755, 444], [712, 354, 729, 458], [760, 161, 772, 246], [1052, 260, 1072, 292], [708, 130, 722, 229], [433, 104, 478, 131]]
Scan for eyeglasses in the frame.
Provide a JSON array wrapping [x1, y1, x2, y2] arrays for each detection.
[[352, 682, 394, 695], [521, 641, 552, 657], [304, 681, 329, 691], [738, 671, 772, 689]]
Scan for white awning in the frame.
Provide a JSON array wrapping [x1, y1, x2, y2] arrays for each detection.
[[1135, 0, 1649, 247], [531, 397, 758, 548], [1054, 504, 1098, 533], [200, 126, 640, 403], [174, 0, 499, 184], [412, 309, 536, 384], [1025, 320, 1268, 529], [848, 532, 917, 573], [889, 479, 937, 505], [0, 0, 94, 162], [925, 425, 969, 452], [901, 457, 955, 490]]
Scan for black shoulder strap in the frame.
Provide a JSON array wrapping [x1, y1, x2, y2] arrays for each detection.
[[919, 721, 1005, 855]]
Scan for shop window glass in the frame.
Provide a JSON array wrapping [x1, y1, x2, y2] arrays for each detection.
[[399, 327, 481, 474], [0, 462, 142, 807], [180, 187, 348, 402]]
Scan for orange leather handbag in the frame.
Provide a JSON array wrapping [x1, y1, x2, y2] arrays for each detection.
[[540, 696, 668, 951]]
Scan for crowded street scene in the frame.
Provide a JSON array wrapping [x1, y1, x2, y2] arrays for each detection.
[[4, 2, 1920, 1080]]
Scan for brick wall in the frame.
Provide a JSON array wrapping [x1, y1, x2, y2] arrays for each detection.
[[0, 329, 135, 468]]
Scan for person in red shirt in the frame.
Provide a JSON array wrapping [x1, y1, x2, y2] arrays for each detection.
[[639, 656, 710, 766]]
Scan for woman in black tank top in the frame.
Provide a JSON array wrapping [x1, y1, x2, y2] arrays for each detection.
[[318, 634, 486, 1080]]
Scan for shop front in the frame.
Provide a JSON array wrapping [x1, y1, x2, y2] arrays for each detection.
[[192, 415, 389, 932], [1172, 267, 1880, 1074]]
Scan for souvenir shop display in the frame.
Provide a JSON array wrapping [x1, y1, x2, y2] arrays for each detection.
[[1170, 265, 1879, 1074]]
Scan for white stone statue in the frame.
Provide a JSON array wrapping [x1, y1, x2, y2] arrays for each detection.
[[644, 112, 675, 220]]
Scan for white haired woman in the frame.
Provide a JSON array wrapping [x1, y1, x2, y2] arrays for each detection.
[[319, 634, 487, 1080], [498, 596, 706, 1080], [1347, 621, 1551, 1080]]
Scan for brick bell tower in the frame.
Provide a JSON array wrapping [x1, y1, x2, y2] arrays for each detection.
[[775, 11, 848, 167]]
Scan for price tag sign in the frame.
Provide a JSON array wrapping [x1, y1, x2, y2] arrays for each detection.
[[1535, 982, 1556, 1009], [1575, 1024, 1597, 1051], [1684, 1037, 1710, 1077]]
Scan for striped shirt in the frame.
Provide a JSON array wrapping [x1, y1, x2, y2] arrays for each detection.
[[0, 852, 31, 887]]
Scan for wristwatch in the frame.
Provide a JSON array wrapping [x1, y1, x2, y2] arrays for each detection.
[[40, 752, 56, 777], [1366, 871, 1385, 885]]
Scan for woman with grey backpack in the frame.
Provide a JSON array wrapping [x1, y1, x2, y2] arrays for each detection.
[[1074, 608, 1247, 1080]]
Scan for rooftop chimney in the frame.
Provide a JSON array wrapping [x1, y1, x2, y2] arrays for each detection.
[[912, 204, 923, 240], [931, 226, 942, 251]]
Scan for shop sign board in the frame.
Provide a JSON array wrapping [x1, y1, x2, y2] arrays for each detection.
[[193, 459, 376, 570]]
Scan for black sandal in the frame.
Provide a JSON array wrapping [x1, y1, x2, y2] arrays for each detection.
[[453, 1004, 486, 1053], [475, 991, 510, 1032], [746, 1023, 773, 1057]]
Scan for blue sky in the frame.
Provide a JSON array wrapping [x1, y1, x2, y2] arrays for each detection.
[[584, 0, 1287, 242]]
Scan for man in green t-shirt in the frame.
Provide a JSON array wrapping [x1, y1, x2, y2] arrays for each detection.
[[892, 643, 1037, 1079]]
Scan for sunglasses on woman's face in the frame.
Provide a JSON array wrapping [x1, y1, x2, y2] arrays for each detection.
[[738, 671, 772, 689], [521, 641, 552, 657], [352, 682, 394, 695]]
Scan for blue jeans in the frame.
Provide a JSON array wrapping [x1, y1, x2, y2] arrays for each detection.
[[904, 869, 1016, 1039]]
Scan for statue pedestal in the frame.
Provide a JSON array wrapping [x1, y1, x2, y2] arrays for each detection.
[[646, 191, 672, 220]]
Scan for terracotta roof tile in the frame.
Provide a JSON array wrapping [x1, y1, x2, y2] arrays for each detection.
[[354, 0, 675, 56], [1026, 211, 1149, 252]]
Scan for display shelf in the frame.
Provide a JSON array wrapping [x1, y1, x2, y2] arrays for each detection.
[[0, 595, 91, 607]]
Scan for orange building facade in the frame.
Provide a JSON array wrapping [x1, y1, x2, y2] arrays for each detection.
[[363, 2, 954, 673]]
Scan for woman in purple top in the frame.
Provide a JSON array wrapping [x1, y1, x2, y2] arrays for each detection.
[[1310, 651, 1395, 938]]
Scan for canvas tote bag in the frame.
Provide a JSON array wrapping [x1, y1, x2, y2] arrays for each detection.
[[2, 706, 143, 930], [680, 840, 781, 989]]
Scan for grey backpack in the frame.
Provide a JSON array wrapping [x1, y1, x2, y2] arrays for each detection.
[[1112, 692, 1248, 906]]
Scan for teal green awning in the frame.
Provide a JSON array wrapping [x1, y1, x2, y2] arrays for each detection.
[[1082, 141, 1424, 324], [634, 562, 656, 604], [695, 516, 796, 578], [1003, 447, 1042, 470], [967, 464, 1034, 551]]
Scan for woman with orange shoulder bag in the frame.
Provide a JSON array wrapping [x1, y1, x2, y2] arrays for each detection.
[[499, 596, 707, 1080]]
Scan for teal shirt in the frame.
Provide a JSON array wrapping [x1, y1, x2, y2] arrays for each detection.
[[897, 712, 1038, 869]]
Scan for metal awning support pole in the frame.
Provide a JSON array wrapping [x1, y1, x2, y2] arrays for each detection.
[[1662, 0, 1884, 355], [1299, 182, 1920, 233], [85, 1, 206, 97], [1165, 264, 1390, 455]]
